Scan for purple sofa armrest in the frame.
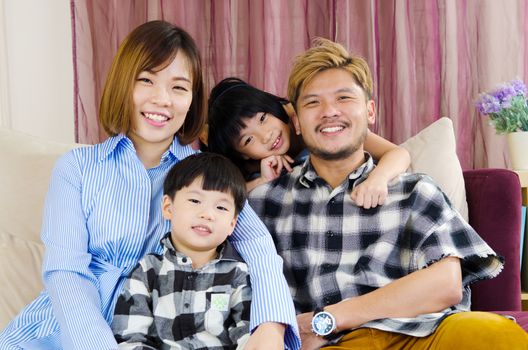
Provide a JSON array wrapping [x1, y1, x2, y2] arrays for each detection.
[[463, 168, 522, 311]]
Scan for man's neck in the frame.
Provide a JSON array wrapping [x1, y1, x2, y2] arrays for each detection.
[[310, 150, 367, 189]]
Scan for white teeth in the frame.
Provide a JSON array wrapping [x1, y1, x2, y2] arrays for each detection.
[[144, 113, 168, 122], [321, 126, 343, 133]]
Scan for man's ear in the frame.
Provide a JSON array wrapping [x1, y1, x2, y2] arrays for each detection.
[[366, 100, 376, 125], [291, 110, 302, 135], [161, 195, 173, 220]]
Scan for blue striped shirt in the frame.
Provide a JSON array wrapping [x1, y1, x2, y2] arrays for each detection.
[[0, 134, 300, 350]]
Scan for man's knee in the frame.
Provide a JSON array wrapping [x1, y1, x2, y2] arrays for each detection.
[[433, 311, 528, 349]]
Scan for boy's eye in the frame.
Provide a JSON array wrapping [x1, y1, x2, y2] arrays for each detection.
[[217, 205, 229, 212], [188, 198, 200, 204]]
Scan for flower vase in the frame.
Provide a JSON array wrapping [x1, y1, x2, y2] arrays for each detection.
[[506, 131, 528, 170]]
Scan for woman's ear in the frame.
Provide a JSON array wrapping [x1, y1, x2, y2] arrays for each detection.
[[161, 195, 173, 220]]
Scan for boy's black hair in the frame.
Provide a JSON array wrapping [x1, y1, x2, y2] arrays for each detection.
[[163, 152, 247, 215], [207, 77, 290, 172]]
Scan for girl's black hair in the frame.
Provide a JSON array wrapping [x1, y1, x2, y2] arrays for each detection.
[[207, 77, 290, 175], [163, 152, 247, 215]]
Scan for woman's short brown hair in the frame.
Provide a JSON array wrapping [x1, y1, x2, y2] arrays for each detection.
[[99, 20, 205, 145], [287, 38, 373, 110]]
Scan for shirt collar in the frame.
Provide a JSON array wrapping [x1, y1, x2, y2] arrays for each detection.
[[96, 134, 197, 162], [299, 152, 375, 189], [160, 232, 244, 263]]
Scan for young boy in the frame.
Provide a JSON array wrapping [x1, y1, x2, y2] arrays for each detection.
[[112, 152, 251, 350]]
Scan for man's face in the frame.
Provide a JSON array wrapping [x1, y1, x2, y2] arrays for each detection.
[[293, 68, 375, 161]]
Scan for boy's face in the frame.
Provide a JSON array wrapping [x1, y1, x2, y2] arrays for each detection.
[[162, 177, 238, 257]]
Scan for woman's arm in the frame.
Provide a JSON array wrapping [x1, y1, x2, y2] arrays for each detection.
[[228, 202, 301, 350], [41, 151, 119, 349], [354, 130, 411, 208]]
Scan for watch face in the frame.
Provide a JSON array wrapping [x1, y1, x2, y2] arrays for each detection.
[[312, 311, 335, 336]]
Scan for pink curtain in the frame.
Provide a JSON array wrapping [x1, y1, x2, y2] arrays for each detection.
[[71, 0, 528, 170]]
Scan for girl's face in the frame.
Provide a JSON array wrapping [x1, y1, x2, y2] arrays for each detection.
[[129, 51, 193, 153], [234, 113, 291, 160]]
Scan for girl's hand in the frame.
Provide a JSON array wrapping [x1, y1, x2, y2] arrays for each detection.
[[260, 155, 294, 182], [350, 175, 388, 209]]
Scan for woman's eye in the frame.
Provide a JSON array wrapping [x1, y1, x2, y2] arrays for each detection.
[[173, 85, 189, 92], [138, 77, 152, 84]]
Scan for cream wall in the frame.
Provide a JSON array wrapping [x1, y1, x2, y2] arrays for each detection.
[[0, 0, 74, 143]]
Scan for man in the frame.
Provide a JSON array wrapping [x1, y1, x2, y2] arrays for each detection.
[[248, 38, 527, 349]]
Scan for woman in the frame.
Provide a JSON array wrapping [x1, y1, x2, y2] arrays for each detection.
[[207, 78, 410, 208], [0, 21, 298, 350]]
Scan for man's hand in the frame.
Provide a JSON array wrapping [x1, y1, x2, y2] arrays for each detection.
[[297, 312, 327, 350], [244, 322, 286, 350]]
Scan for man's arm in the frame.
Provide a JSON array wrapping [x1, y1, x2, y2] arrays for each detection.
[[297, 256, 462, 346]]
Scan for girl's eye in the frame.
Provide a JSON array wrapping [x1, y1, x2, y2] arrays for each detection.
[[259, 113, 267, 123], [243, 136, 253, 147]]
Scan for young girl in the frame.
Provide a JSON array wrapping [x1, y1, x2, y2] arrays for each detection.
[[207, 77, 410, 209], [0, 21, 298, 350]]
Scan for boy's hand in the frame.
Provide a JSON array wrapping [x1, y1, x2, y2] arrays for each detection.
[[350, 175, 388, 209], [244, 322, 285, 350], [260, 155, 294, 182]]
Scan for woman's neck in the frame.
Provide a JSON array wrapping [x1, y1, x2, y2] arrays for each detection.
[[131, 137, 173, 169]]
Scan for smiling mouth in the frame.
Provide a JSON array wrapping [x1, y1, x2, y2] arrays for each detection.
[[320, 126, 344, 134], [271, 134, 282, 150], [142, 112, 170, 123], [192, 225, 212, 236]]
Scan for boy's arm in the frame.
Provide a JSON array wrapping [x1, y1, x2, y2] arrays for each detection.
[[111, 265, 158, 349], [228, 271, 253, 348], [353, 130, 411, 208]]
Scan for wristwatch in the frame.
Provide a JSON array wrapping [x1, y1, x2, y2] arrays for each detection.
[[311, 307, 337, 338]]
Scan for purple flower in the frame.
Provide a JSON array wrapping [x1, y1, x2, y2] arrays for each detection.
[[475, 93, 501, 114]]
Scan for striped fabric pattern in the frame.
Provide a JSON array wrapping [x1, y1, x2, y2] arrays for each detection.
[[0, 134, 300, 350], [112, 235, 251, 349], [249, 154, 504, 339]]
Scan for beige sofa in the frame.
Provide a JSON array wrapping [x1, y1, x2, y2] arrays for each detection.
[[0, 118, 469, 329]]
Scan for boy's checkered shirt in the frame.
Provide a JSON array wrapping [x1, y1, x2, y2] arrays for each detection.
[[112, 234, 251, 349], [248, 154, 503, 338]]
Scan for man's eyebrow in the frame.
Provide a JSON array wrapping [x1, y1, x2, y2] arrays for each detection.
[[299, 87, 356, 101]]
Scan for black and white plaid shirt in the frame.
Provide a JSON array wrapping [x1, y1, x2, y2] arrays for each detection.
[[112, 234, 251, 349], [248, 154, 503, 338]]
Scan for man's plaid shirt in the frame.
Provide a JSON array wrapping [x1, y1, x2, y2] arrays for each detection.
[[112, 234, 251, 349], [248, 154, 503, 338]]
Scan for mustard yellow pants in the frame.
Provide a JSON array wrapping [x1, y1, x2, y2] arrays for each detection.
[[322, 312, 528, 350]]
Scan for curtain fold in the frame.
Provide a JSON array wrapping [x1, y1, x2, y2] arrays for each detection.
[[71, 0, 528, 170]]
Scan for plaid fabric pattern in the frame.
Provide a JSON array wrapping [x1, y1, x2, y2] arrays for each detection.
[[112, 234, 251, 349], [248, 154, 503, 338]]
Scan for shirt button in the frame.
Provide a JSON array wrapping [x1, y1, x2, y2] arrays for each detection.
[[327, 230, 334, 236], [182, 257, 187, 263], [187, 274, 193, 280], [184, 303, 190, 308]]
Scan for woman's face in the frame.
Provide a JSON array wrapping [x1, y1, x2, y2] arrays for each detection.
[[129, 51, 193, 153], [234, 112, 291, 160]]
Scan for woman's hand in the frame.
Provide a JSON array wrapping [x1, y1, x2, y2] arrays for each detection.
[[260, 155, 294, 182], [244, 322, 286, 350], [350, 174, 389, 209]]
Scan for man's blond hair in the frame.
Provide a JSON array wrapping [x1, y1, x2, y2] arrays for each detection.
[[287, 38, 373, 109]]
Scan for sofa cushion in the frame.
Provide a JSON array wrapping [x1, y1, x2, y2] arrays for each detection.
[[0, 128, 81, 328], [400, 117, 469, 221]]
